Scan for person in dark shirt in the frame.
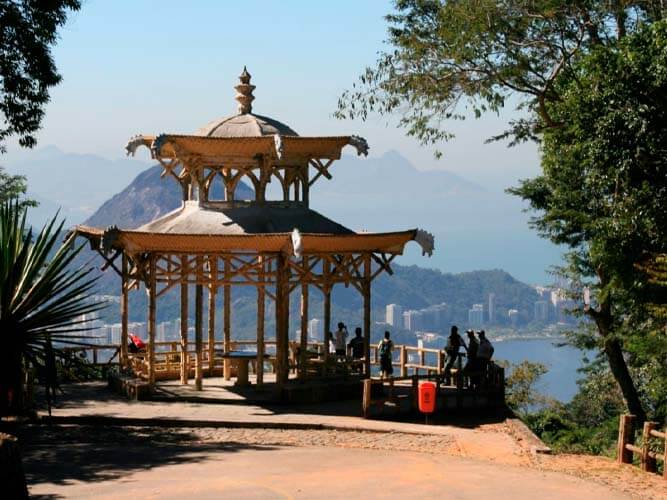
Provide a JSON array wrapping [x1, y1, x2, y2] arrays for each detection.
[[348, 327, 365, 359], [444, 325, 465, 385], [464, 329, 479, 388], [347, 327, 365, 373]]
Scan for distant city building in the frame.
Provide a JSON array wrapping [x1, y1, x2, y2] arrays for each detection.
[[468, 303, 484, 327], [308, 318, 321, 340], [534, 300, 549, 322], [403, 310, 422, 331], [488, 293, 496, 323], [385, 304, 403, 327], [508, 309, 520, 327]]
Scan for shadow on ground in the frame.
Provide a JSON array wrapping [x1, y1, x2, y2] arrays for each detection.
[[15, 424, 278, 491]]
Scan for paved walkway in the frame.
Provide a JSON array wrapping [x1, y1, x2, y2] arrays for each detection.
[[27, 445, 631, 499], [40, 382, 527, 463], [23, 382, 665, 499]]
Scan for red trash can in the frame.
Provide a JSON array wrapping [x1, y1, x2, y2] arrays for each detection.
[[418, 381, 436, 414]]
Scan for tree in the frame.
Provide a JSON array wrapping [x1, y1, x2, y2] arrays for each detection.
[[337, 1, 667, 420], [0, 0, 81, 152], [509, 21, 667, 422], [0, 200, 101, 415], [0, 166, 35, 207], [336, 1, 665, 153]]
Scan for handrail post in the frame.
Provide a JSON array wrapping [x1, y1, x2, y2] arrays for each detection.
[[641, 421, 657, 472], [362, 379, 372, 418], [617, 414, 635, 464], [400, 345, 407, 377]]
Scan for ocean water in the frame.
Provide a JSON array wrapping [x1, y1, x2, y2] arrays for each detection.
[[494, 338, 589, 402]]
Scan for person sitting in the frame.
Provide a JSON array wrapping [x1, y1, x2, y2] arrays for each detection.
[[128, 333, 146, 354], [334, 322, 348, 358], [444, 326, 464, 385], [377, 331, 394, 379]]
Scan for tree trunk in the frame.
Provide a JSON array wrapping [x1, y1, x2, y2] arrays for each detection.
[[604, 337, 646, 423], [591, 289, 647, 423]]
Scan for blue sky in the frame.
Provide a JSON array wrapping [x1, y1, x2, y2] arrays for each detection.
[[4, 1, 560, 283], [9, 0, 539, 190]]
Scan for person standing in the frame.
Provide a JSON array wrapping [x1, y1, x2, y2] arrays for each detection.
[[348, 327, 364, 359], [464, 329, 479, 388], [377, 331, 394, 379], [476, 330, 495, 382], [334, 322, 348, 357], [444, 325, 465, 385]]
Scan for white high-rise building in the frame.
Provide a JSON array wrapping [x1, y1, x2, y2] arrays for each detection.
[[508, 309, 520, 327], [468, 303, 484, 327], [308, 318, 321, 340], [386, 304, 403, 327], [488, 293, 496, 323], [534, 300, 549, 322], [403, 310, 421, 331]]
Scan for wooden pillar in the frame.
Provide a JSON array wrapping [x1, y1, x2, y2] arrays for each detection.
[[256, 256, 265, 385], [363, 253, 371, 377], [147, 255, 157, 386], [195, 257, 204, 391], [120, 253, 129, 368], [617, 414, 635, 464], [299, 257, 309, 379], [223, 256, 232, 380], [208, 258, 217, 376], [275, 253, 289, 386], [180, 255, 189, 384], [323, 258, 331, 362]]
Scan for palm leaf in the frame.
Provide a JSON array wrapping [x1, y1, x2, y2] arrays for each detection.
[[0, 200, 106, 415]]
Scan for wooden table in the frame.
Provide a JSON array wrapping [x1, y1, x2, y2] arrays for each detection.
[[221, 351, 264, 386]]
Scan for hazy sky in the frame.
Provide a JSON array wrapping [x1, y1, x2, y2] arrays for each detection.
[[6, 0, 539, 191]]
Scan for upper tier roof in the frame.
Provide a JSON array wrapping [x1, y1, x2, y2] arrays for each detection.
[[194, 66, 298, 138], [195, 113, 298, 138]]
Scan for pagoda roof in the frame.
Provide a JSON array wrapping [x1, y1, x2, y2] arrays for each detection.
[[136, 202, 354, 235], [126, 134, 368, 162], [74, 224, 420, 255]]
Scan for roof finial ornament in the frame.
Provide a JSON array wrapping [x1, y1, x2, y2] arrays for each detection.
[[235, 66, 255, 114]]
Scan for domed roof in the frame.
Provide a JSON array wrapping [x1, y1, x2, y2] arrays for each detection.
[[195, 113, 298, 138], [195, 67, 298, 138]]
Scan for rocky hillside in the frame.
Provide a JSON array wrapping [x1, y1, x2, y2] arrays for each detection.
[[84, 164, 253, 229]]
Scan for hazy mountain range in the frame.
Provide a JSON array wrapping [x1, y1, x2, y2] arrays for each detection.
[[3, 145, 561, 283]]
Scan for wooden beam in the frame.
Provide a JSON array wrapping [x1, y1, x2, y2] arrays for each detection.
[[363, 253, 371, 377], [147, 254, 157, 386], [195, 273, 203, 391], [299, 257, 309, 379], [275, 253, 289, 386], [256, 256, 265, 386], [223, 255, 232, 381], [180, 254, 189, 385], [208, 258, 217, 377], [120, 253, 128, 368]]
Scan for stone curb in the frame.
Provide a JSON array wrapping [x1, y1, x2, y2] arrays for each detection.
[[36, 415, 447, 437]]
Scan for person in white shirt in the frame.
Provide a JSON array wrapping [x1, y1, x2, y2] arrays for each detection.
[[334, 322, 348, 357]]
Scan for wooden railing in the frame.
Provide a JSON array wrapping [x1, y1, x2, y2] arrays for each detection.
[[118, 340, 491, 384], [362, 362, 505, 418], [61, 344, 120, 367], [618, 414, 666, 478]]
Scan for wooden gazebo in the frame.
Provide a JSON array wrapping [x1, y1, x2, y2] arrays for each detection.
[[75, 68, 434, 391]]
